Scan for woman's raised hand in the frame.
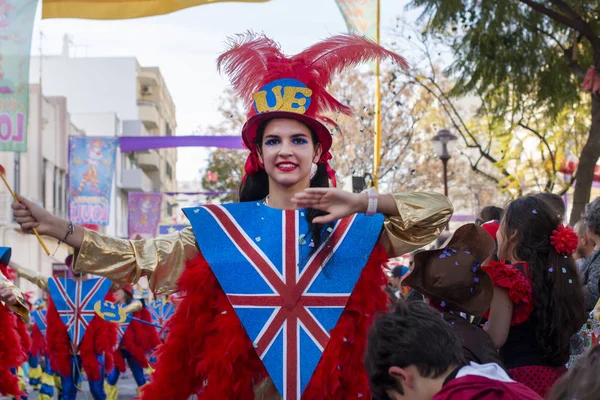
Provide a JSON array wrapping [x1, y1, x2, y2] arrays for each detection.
[[11, 194, 54, 235], [291, 188, 367, 224]]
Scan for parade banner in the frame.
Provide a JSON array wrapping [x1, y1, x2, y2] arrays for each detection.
[[119, 135, 244, 152], [158, 224, 189, 235], [0, 0, 38, 152], [43, 0, 271, 20], [334, 0, 377, 39], [128, 192, 163, 239], [68, 137, 118, 226]]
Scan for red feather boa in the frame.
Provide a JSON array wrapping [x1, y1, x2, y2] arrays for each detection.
[[30, 324, 46, 357], [46, 298, 73, 377], [80, 293, 118, 381], [46, 293, 118, 379], [117, 307, 161, 370], [142, 244, 388, 399], [16, 317, 31, 354], [0, 304, 26, 397]]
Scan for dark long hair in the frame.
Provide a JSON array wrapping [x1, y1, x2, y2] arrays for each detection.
[[502, 196, 586, 366], [239, 119, 331, 251]]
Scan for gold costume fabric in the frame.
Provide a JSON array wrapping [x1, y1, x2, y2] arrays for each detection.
[[73, 192, 453, 294], [0, 270, 29, 321]]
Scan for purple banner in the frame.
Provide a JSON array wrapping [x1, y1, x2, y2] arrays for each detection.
[[119, 136, 245, 152], [164, 190, 236, 196], [128, 192, 163, 239]]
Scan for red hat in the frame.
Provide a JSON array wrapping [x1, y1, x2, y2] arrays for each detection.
[[481, 220, 500, 241], [122, 285, 134, 295], [217, 33, 408, 186]]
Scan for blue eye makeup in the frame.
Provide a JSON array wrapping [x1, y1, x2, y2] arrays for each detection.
[[292, 137, 309, 145], [264, 138, 281, 146]]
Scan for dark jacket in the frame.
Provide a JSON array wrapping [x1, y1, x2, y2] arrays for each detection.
[[581, 249, 600, 311], [444, 312, 504, 369]]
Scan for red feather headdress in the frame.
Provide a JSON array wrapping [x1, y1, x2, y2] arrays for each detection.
[[217, 32, 408, 184]]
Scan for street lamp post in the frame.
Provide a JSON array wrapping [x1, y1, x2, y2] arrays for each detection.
[[432, 129, 458, 197], [432, 129, 458, 229]]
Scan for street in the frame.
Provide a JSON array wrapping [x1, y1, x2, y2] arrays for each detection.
[[1, 373, 139, 400]]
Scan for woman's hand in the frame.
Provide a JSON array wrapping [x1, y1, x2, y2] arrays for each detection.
[[11, 194, 57, 236], [291, 188, 367, 224], [0, 284, 17, 305]]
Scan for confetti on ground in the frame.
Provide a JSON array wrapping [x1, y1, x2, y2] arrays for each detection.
[[562, 267, 567, 273], [549, 268, 553, 272], [532, 209, 537, 215]]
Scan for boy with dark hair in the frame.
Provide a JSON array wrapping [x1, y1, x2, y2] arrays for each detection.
[[365, 300, 541, 400]]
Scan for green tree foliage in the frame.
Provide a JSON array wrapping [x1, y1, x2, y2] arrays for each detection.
[[407, 0, 600, 223]]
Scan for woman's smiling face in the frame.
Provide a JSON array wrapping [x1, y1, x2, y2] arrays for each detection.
[[258, 118, 321, 189]]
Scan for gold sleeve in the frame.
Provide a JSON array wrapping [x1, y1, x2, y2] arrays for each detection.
[[380, 192, 453, 257], [0, 271, 29, 322], [73, 227, 198, 295], [122, 300, 143, 315], [11, 263, 49, 292]]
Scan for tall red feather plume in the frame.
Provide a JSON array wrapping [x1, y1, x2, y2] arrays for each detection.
[[218, 32, 409, 119], [217, 32, 286, 104]]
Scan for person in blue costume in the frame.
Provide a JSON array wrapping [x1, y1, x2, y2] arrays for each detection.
[[12, 33, 453, 400]]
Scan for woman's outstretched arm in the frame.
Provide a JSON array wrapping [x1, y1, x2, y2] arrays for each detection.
[[12, 194, 199, 295]]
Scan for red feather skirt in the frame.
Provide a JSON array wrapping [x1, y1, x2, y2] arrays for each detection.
[[0, 304, 27, 397], [142, 244, 388, 399]]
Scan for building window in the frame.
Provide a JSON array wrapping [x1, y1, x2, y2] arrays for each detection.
[[166, 161, 172, 180], [166, 122, 172, 136], [13, 153, 20, 195]]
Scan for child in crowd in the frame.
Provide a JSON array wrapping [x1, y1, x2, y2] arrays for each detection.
[[365, 299, 541, 400]]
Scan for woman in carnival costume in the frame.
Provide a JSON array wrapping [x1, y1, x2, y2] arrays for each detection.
[[10, 254, 118, 400], [0, 247, 29, 399], [483, 196, 586, 396], [105, 284, 161, 400], [12, 33, 453, 399]]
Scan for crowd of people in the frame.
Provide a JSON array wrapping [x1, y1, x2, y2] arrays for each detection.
[[380, 194, 600, 399], [0, 32, 599, 400]]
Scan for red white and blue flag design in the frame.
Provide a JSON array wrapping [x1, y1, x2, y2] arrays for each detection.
[[48, 277, 112, 347], [184, 202, 383, 399], [148, 299, 175, 332], [31, 309, 47, 336]]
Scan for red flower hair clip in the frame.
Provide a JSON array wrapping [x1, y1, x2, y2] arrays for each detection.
[[550, 224, 578, 256]]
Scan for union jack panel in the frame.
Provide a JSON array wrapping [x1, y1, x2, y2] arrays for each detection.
[[48, 277, 112, 347], [31, 309, 47, 336], [148, 299, 175, 332], [184, 202, 383, 399]]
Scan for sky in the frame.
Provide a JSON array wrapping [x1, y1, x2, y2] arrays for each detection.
[[30, 0, 419, 181]]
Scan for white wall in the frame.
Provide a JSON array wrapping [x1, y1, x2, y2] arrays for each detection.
[[30, 56, 139, 121]]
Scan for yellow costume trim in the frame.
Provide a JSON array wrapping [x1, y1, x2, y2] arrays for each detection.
[[38, 395, 53, 400], [29, 365, 43, 379], [105, 381, 119, 400], [54, 374, 62, 390], [41, 372, 55, 386]]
